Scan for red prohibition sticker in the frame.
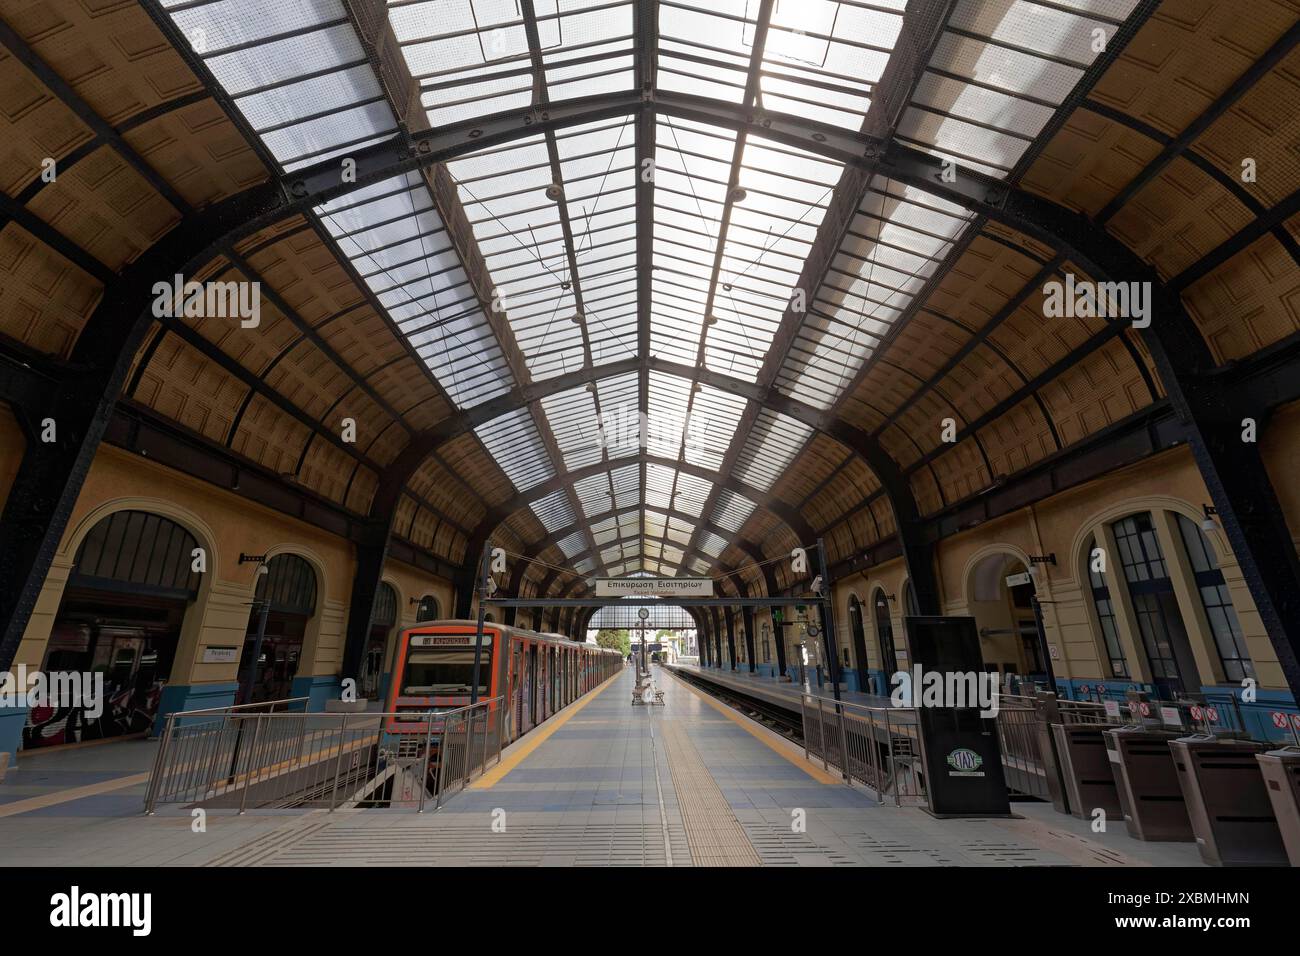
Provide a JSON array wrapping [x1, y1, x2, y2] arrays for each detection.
[[1190, 705, 1203, 721], [1273, 712, 1289, 729], [1206, 707, 1219, 723]]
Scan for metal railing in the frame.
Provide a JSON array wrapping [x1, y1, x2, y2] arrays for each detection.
[[799, 693, 924, 806], [144, 696, 505, 814]]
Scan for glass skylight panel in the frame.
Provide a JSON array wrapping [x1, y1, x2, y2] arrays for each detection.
[[530, 489, 577, 532], [711, 489, 756, 533], [594, 372, 640, 459], [474, 408, 554, 491], [666, 515, 694, 546], [540, 384, 603, 469], [643, 509, 668, 540], [658, 2, 752, 102], [652, 115, 736, 365], [687, 556, 710, 575], [317, 174, 514, 408], [450, 137, 585, 380], [591, 515, 619, 545], [646, 370, 693, 459], [616, 508, 640, 540], [557, 530, 587, 559], [758, 0, 903, 129], [775, 178, 973, 409], [555, 119, 640, 366], [698, 529, 728, 557], [574, 557, 596, 575], [388, 1, 634, 127], [900, 0, 1141, 177], [682, 384, 746, 470], [159, 0, 399, 171], [645, 463, 676, 511], [573, 472, 614, 517], [706, 137, 839, 378], [610, 463, 640, 509], [733, 409, 812, 492], [672, 472, 711, 518]]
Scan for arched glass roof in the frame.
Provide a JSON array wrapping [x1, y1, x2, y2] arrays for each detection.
[[152, 0, 1146, 582]]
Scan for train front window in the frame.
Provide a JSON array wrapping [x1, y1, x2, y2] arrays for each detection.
[[402, 649, 492, 695]]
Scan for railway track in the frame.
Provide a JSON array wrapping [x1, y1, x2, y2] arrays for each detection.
[[668, 668, 804, 743]]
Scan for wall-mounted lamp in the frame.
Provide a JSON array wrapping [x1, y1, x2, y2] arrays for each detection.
[[886, 593, 897, 604], [1202, 504, 1218, 532]]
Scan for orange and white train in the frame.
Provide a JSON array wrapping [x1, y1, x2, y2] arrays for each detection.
[[384, 619, 622, 749]]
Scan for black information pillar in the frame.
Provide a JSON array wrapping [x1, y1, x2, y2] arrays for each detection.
[[904, 616, 1011, 818]]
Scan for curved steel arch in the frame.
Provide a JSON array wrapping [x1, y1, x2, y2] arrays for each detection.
[[13, 90, 1295, 696]]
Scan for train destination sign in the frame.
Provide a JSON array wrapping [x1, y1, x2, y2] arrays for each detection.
[[594, 577, 714, 598]]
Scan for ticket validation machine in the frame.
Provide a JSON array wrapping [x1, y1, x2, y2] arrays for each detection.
[[905, 616, 1012, 818]]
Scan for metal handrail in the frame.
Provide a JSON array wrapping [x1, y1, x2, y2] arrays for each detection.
[[145, 695, 506, 814], [165, 696, 309, 718]]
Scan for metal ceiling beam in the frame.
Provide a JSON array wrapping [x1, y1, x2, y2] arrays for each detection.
[[9, 67, 1292, 680], [679, 0, 954, 603]]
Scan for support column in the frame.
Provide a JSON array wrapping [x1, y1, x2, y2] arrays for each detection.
[[742, 606, 757, 673], [724, 608, 737, 671], [340, 519, 391, 690]]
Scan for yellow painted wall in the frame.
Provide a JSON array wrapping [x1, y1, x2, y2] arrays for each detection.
[[7, 442, 456, 696], [834, 431, 1295, 693]]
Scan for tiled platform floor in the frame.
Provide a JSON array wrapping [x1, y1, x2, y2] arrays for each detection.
[[0, 666, 1205, 866]]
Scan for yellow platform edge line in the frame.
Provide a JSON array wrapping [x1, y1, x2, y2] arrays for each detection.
[[663, 668, 841, 786], [470, 670, 623, 789], [0, 771, 150, 818]]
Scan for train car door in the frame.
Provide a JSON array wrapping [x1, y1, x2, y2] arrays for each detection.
[[527, 643, 538, 730], [511, 639, 522, 741]]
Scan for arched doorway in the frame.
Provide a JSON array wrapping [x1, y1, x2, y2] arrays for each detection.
[[968, 551, 1042, 682], [873, 589, 897, 691], [237, 554, 317, 704], [24, 510, 202, 749], [361, 582, 397, 699], [847, 595, 871, 694]]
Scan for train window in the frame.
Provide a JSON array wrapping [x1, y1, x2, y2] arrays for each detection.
[[402, 649, 492, 695]]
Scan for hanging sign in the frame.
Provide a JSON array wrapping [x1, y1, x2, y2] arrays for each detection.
[[594, 578, 714, 597], [1005, 571, 1033, 588]]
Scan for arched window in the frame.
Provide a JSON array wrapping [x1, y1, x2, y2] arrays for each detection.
[[414, 594, 440, 622], [1175, 515, 1255, 681], [255, 554, 317, 616], [873, 589, 897, 680], [1111, 512, 1197, 698], [72, 510, 201, 598], [847, 595, 870, 677], [1086, 535, 1128, 678]]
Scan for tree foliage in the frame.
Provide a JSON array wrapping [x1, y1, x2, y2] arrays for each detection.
[[595, 628, 631, 657]]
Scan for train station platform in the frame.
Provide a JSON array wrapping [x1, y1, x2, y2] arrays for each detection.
[[0, 665, 1206, 866], [665, 662, 891, 712]]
